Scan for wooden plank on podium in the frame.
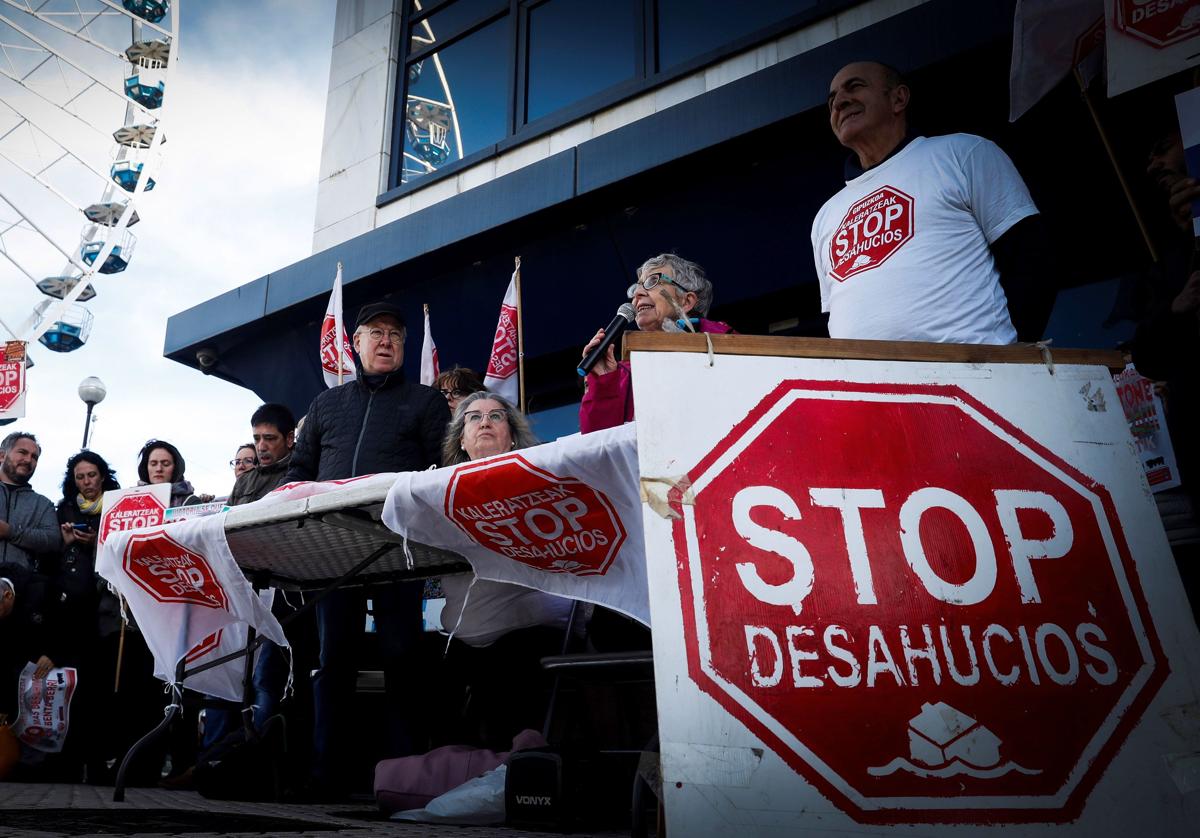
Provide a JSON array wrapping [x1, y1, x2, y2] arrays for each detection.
[[623, 332, 1125, 370]]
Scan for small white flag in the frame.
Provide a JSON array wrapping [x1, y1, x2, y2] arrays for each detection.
[[420, 304, 440, 386], [482, 267, 520, 405], [320, 263, 356, 388], [1009, 0, 1103, 121]]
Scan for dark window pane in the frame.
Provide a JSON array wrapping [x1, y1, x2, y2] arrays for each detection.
[[526, 0, 637, 124], [656, 0, 820, 70], [402, 18, 508, 182], [409, 0, 505, 52]]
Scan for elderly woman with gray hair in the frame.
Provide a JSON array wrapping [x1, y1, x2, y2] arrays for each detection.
[[437, 391, 574, 748], [579, 252, 733, 433]]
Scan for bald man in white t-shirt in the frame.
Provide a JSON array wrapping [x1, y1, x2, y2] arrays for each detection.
[[811, 61, 1053, 344]]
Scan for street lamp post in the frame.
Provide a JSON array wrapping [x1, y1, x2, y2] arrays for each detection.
[[78, 376, 106, 449]]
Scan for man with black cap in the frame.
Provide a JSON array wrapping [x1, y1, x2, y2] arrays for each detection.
[[287, 301, 449, 797]]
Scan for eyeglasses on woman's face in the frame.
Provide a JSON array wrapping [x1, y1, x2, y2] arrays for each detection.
[[627, 271, 682, 298], [230, 457, 257, 468], [440, 387, 471, 400], [463, 409, 507, 425]]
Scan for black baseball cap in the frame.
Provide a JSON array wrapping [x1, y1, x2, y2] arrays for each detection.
[[355, 302, 406, 329]]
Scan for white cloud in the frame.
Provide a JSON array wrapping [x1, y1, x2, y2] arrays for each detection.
[[1, 1, 334, 502]]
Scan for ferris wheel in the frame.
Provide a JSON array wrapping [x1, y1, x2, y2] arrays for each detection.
[[0, 0, 179, 355], [402, 0, 464, 182]]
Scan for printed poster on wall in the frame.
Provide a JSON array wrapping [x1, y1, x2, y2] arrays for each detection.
[[1113, 364, 1182, 491]]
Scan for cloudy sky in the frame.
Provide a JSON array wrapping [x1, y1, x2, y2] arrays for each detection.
[[1, 0, 334, 500]]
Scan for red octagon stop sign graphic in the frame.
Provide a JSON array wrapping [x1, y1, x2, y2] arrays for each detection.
[[672, 380, 1167, 823], [828, 185, 914, 282], [0, 360, 23, 412], [1115, 0, 1200, 48], [123, 530, 228, 609], [100, 491, 166, 545], [446, 453, 626, 575]]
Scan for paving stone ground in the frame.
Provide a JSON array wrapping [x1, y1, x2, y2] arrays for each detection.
[[0, 783, 631, 838]]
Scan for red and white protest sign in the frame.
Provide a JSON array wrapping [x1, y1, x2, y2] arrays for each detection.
[[675, 380, 1165, 822], [828, 186, 913, 282], [12, 664, 77, 753], [0, 341, 27, 419], [445, 454, 627, 575], [632, 348, 1200, 835], [1107, 0, 1200, 96], [98, 484, 171, 548]]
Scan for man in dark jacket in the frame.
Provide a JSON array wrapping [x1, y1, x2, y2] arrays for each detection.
[[0, 432, 61, 570], [199, 403, 303, 757], [230, 403, 296, 505], [287, 302, 449, 795]]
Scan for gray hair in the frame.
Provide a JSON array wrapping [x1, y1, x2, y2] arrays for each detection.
[[637, 253, 713, 318], [0, 431, 40, 457], [442, 391, 539, 466], [0, 577, 13, 597]]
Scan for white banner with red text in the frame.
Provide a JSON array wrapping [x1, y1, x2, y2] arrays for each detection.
[[95, 512, 287, 702], [382, 423, 648, 625], [632, 347, 1200, 836]]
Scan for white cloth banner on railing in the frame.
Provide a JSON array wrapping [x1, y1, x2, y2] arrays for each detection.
[[383, 423, 649, 625], [257, 472, 400, 507], [95, 512, 288, 702]]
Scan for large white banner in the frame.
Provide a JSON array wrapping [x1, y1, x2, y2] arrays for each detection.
[[383, 423, 648, 625], [633, 348, 1200, 836], [95, 513, 287, 701]]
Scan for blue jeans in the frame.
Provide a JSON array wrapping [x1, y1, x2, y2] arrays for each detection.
[[310, 581, 423, 784], [200, 637, 290, 750]]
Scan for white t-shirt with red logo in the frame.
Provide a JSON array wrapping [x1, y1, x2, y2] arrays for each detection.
[[811, 134, 1038, 344]]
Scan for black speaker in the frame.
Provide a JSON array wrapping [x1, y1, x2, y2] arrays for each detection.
[[505, 747, 567, 830]]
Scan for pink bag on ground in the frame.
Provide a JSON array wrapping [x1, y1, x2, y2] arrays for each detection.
[[374, 729, 547, 814]]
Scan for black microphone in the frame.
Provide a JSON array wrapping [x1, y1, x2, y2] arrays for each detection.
[[577, 303, 636, 376]]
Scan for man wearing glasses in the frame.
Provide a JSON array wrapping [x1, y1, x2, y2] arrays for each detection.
[[579, 253, 732, 433], [287, 302, 449, 799]]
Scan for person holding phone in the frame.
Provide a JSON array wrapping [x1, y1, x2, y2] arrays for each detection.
[[54, 451, 136, 782]]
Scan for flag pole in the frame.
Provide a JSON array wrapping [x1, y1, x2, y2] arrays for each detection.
[[336, 261, 345, 386], [514, 256, 526, 414], [1074, 68, 1159, 263]]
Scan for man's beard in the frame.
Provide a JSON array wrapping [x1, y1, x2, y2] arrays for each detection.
[[0, 457, 30, 484]]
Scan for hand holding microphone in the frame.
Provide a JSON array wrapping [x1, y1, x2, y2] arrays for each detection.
[[578, 303, 636, 376]]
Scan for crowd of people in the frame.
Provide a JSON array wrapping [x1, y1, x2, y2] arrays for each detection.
[[1, 60, 1196, 799]]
